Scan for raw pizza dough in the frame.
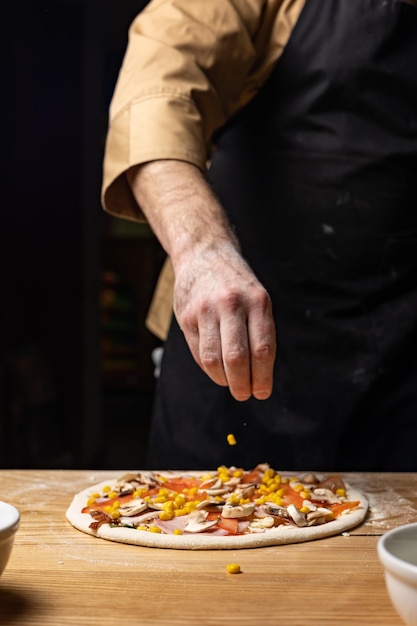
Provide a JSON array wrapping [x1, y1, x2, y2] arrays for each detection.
[[66, 469, 368, 550]]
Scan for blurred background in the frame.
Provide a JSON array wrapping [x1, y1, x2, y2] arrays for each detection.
[[1, 0, 165, 469]]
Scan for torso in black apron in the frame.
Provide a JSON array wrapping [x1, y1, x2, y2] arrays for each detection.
[[147, 0, 417, 471]]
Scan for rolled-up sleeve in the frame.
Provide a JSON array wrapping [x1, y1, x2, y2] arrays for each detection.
[[102, 0, 305, 221], [101, 0, 272, 220]]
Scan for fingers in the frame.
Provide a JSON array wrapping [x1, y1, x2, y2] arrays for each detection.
[[219, 292, 276, 401], [218, 309, 252, 401], [195, 313, 230, 388], [182, 290, 276, 401], [246, 298, 276, 400]]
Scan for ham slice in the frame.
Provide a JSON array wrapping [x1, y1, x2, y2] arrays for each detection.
[[153, 516, 191, 534]]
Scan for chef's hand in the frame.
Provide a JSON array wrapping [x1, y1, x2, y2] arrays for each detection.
[[173, 240, 276, 401], [127, 160, 277, 401]]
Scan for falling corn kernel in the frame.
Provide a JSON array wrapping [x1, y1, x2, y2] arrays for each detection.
[[226, 563, 241, 574], [227, 433, 237, 446]]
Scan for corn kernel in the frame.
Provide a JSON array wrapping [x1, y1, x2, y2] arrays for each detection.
[[162, 501, 175, 513], [102, 486, 111, 493], [173, 528, 183, 535], [263, 468, 275, 482], [175, 494, 186, 507], [159, 511, 174, 521], [293, 483, 304, 492], [227, 433, 237, 446], [149, 526, 162, 533], [226, 563, 241, 574]]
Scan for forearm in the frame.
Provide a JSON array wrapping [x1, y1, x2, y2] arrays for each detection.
[[127, 158, 276, 402], [126, 160, 240, 271]]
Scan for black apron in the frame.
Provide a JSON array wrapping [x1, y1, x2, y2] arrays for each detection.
[[147, 0, 417, 471]]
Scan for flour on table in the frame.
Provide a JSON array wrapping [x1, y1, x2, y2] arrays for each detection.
[[347, 475, 417, 530]]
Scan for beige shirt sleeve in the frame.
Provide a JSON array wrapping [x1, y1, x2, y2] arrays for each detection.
[[101, 0, 305, 221], [102, 0, 306, 340]]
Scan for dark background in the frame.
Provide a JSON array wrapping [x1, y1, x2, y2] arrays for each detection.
[[1, 0, 164, 469]]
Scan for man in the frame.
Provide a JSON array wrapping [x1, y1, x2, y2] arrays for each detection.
[[102, 0, 417, 471]]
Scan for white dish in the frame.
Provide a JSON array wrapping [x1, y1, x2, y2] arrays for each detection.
[[0, 501, 20, 576], [377, 522, 417, 626]]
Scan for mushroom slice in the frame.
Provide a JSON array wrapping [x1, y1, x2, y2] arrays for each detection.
[[221, 502, 255, 519], [117, 485, 137, 497], [205, 487, 230, 496], [199, 477, 222, 489], [121, 471, 159, 485], [301, 473, 320, 485], [120, 510, 160, 526], [249, 516, 275, 530], [255, 463, 271, 473], [184, 510, 219, 533], [196, 499, 224, 512], [233, 486, 256, 500], [146, 501, 165, 511], [118, 499, 148, 516], [116, 472, 143, 483], [306, 507, 333, 524], [287, 504, 308, 527], [301, 500, 317, 513], [311, 488, 341, 504], [263, 503, 290, 519], [223, 477, 242, 488]]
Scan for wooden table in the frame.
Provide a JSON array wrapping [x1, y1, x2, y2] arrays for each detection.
[[1, 470, 416, 625]]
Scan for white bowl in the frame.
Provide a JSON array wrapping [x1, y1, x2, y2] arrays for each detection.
[[0, 501, 20, 576], [377, 522, 417, 626]]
